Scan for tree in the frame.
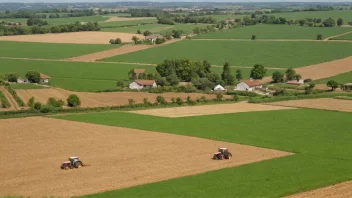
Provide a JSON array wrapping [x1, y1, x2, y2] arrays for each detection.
[[192, 78, 215, 91], [33, 102, 42, 110], [272, 71, 284, 83], [337, 18, 343, 26], [172, 30, 183, 38], [109, 39, 115, 44], [143, 30, 152, 36], [285, 68, 296, 81], [294, 74, 302, 81], [27, 97, 35, 108], [166, 73, 180, 86], [115, 38, 122, 44], [116, 80, 124, 87], [323, 17, 336, 27], [128, 69, 137, 80], [235, 69, 242, 81], [206, 72, 220, 83], [131, 36, 140, 44], [156, 95, 167, 105], [6, 73, 18, 83], [221, 62, 236, 85], [176, 97, 184, 105], [317, 34, 323, 40], [327, 80, 339, 91], [251, 35, 256, 40], [67, 94, 81, 107], [25, 70, 40, 83], [137, 29, 141, 34], [250, 64, 267, 79], [47, 97, 64, 108]]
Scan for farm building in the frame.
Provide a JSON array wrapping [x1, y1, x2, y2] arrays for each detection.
[[17, 77, 26, 83], [214, 85, 226, 91], [287, 80, 304, 85], [344, 83, 352, 90], [235, 80, 263, 91], [145, 34, 164, 42], [129, 80, 157, 90], [40, 73, 51, 84]]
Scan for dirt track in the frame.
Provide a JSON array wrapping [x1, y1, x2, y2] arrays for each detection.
[[0, 32, 144, 44], [0, 117, 291, 197], [268, 98, 352, 112], [131, 102, 295, 117], [285, 181, 352, 198], [16, 88, 230, 108]]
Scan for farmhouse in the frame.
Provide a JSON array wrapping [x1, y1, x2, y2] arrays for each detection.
[[214, 84, 226, 91], [344, 83, 352, 90], [17, 77, 26, 83], [145, 34, 164, 42], [235, 80, 263, 91], [129, 80, 157, 90], [40, 73, 51, 84], [287, 80, 304, 85]]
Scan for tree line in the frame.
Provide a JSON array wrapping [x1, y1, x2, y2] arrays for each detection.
[[0, 9, 95, 19]]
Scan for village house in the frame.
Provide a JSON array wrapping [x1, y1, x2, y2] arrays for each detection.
[[214, 84, 226, 91], [145, 34, 164, 43], [129, 80, 157, 90], [40, 73, 51, 84], [235, 79, 264, 91]]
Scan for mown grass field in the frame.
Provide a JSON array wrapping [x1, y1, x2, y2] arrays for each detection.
[[101, 40, 352, 68], [10, 83, 44, 89], [158, 23, 211, 35], [0, 41, 120, 59], [330, 32, 352, 40], [99, 19, 157, 28], [265, 10, 352, 25], [101, 23, 173, 33], [0, 59, 268, 92], [313, 71, 352, 84], [195, 24, 352, 39], [56, 109, 352, 198]]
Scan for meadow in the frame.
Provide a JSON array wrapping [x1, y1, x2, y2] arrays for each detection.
[[101, 23, 173, 33], [56, 109, 352, 198], [0, 41, 119, 59], [10, 83, 44, 89], [101, 40, 352, 68], [313, 71, 352, 84], [99, 19, 157, 28], [195, 24, 352, 39], [330, 32, 352, 40], [266, 10, 352, 25]]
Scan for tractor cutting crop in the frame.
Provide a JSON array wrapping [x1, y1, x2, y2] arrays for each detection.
[[61, 157, 87, 170], [213, 148, 232, 160]]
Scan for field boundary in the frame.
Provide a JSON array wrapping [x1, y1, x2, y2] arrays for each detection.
[[194, 38, 352, 42], [325, 30, 352, 40], [0, 86, 19, 110]]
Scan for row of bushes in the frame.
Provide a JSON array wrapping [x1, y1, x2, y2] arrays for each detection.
[[227, 90, 260, 97], [0, 90, 11, 108], [0, 81, 25, 107], [26, 94, 81, 113], [249, 92, 352, 103]]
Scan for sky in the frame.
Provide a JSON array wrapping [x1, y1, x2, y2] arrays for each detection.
[[2, 0, 352, 2]]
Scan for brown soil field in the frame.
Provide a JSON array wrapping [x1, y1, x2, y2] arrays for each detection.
[[131, 102, 295, 117], [103, 16, 156, 22], [285, 181, 352, 198], [268, 98, 352, 112], [0, 32, 144, 44], [16, 88, 230, 108], [0, 117, 291, 197]]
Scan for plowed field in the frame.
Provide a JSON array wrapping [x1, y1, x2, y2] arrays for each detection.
[[286, 181, 352, 198]]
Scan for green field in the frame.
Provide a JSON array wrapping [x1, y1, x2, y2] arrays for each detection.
[[265, 10, 352, 25], [0, 41, 119, 59], [56, 109, 352, 197], [10, 83, 44, 89], [195, 24, 352, 39], [99, 19, 157, 28], [330, 32, 352, 40], [101, 40, 352, 68], [158, 23, 211, 35], [313, 72, 352, 84], [102, 23, 173, 33]]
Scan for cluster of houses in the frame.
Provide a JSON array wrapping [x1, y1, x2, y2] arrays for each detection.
[[16, 73, 51, 84]]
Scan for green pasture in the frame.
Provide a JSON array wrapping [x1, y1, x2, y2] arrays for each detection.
[[56, 109, 352, 198], [195, 24, 352, 39], [0, 41, 119, 59], [101, 40, 352, 68], [10, 83, 44, 89], [45, 15, 107, 25], [266, 10, 352, 25], [99, 19, 157, 28], [330, 32, 352, 40], [313, 72, 352, 84], [102, 24, 173, 33], [158, 23, 211, 35]]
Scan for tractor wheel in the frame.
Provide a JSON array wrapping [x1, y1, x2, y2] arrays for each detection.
[[219, 154, 224, 160], [227, 152, 232, 159], [64, 166, 69, 170], [74, 161, 83, 168]]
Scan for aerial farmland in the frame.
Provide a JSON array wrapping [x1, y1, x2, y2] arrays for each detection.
[[0, 1, 352, 198]]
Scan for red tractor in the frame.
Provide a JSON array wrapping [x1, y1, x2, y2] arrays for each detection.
[[213, 148, 232, 160], [61, 157, 85, 170]]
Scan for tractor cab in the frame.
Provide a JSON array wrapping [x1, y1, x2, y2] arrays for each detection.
[[218, 148, 228, 154], [69, 156, 79, 163]]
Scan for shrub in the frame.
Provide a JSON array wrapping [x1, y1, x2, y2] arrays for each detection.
[[171, 97, 176, 104], [40, 105, 56, 113], [128, 98, 135, 106], [216, 93, 223, 101], [327, 80, 339, 91], [227, 90, 259, 97], [27, 97, 35, 108], [186, 96, 196, 105], [251, 35, 256, 40], [304, 78, 313, 83], [317, 34, 323, 40], [33, 102, 42, 110], [176, 97, 184, 105], [156, 38, 166, 44], [116, 80, 124, 87], [7, 73, 18, 83], [67, 94, 81, 107], [115, 38, 122, 44], [109, 39, 115, 44], [272, 71, 284, 83], [232, 94, 239, 101], [156, 95, 167, 105], [143, 98, 152, 106], [47, 97, 64, 108]]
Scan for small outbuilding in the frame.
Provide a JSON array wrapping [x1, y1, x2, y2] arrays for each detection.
[[344, 83, 352, 91], [129, 80, 157, 90], [214, 84, 226, 91], [145, 34, 164, 42], [287, 80, 304, 85], [17, 77, 26, 83], [40, 73, 51, 84], [235, 79, 263, 91]]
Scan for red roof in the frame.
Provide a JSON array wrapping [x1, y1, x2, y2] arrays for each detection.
[[134, 69, 145, 74], [135, 80, 156, 86], [40, 73, 51, 79], [242, 80, 263, 87], [287, 81, 301, 85]]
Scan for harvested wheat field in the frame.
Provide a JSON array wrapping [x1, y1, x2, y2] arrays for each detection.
[[268, 98, 352, 112], [0, 117, 291, 197], [104, 16, 156, 22], [16, 88, 230, 108], [131, 102, 295, 117], [0, 32, 144, 44], [285, 181, 352, 198]]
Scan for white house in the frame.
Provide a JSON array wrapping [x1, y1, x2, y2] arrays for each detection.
[[214, 84, 226, 91], [129, 80, 157, 90], [17, 77, 26, 83], [145, 34, 164, 43], [40, 73, 51, 84], [235, 80, 263, 91]]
